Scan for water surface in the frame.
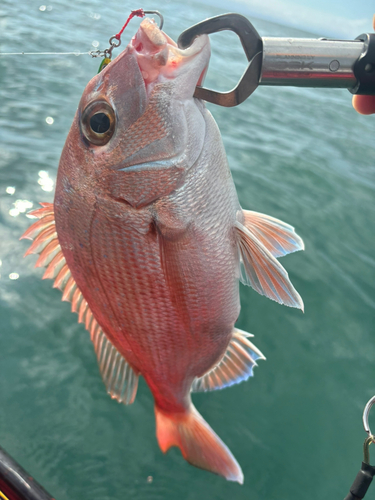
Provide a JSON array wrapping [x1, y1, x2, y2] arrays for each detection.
[[1, 1, 375, 499]]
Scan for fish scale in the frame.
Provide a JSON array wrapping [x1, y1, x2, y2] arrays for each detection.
[[92, 213, 174, 332], [91, 163, 233, 390]]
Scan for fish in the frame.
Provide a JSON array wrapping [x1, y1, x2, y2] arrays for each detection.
[[21, 18, 304, 483]]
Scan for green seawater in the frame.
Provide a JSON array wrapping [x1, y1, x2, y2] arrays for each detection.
[[1, 1, 375, 499]]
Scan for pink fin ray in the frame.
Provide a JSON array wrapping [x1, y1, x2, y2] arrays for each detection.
[[43, 251, 66, 280], [53, 264, 71, 290], [235, 220, 304, 310], [20, 214, 55, 241], [27, 202, 54, 218], [35, 239, 60, 267], [21, 203, 138, 405], [62, 275, 76, 302], [93, 330, 139, 404], [90, 319, 99, 341], [24, 225, 57, 256], [241, 210, 304, 258], [85, 310, 93, 330], [78, 298, 88, 323], [71, 287, 83, 312], [192, 328, 265, 392]]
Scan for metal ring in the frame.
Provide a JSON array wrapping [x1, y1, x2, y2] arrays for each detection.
[[363, 395, 375, 436], [143, 11, 164, 30], [109, 36, 122, 48]]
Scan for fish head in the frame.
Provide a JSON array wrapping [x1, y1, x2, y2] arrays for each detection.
[[56, 19, 210, 207]]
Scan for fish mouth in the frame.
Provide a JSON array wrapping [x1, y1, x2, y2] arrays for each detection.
[[131, 18, 210, 88]]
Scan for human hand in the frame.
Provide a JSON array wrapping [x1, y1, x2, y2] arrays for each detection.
[[352, 14, 375, 114]]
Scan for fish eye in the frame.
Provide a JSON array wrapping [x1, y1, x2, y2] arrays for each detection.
[[90, 113, 110, 134], [81, 101, 116, 146]]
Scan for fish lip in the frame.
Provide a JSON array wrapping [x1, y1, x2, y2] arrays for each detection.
[[131, 19, 210, 85]]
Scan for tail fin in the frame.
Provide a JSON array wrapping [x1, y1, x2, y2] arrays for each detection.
[[155, 404, 244, 484]]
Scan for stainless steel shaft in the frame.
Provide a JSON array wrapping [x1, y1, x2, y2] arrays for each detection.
[[260, 38, 365, 89]]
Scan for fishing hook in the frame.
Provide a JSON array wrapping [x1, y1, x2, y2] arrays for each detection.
[[143, 10, 164, 31], [90, 9, 164, 59]]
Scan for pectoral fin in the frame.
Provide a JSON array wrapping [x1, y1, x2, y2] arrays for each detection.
[[235, 220, 304, 310], [192, 328, 265, 392], [21, 203, 138, 404], [241, 210, 304, 258]]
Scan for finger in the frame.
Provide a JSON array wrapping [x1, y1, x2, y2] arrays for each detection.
[[352, 95, 375, 114], [351, 14, 375, 114]]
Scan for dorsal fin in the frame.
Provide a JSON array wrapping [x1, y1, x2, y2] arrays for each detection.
[[241, 210, 304, 258], [21, 203, 138, 405], [191, 328, 265, 392], [235, 220, 304, 310], [93, 329, 139, 404]]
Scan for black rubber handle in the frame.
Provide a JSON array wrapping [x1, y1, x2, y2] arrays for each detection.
[[0, 446, 54, 500], [351, 33, 375, 95], [344, 462, 375, 500]]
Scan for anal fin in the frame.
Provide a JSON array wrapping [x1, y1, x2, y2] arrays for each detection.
[[191, 328, 265, 392], [21, 203, 138, 405]]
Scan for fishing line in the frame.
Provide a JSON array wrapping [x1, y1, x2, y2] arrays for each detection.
[[0, 51, 91, 56], [0, 9, 164, 73]]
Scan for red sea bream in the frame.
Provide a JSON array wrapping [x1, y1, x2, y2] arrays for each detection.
[[21, 18, 304, 483]]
